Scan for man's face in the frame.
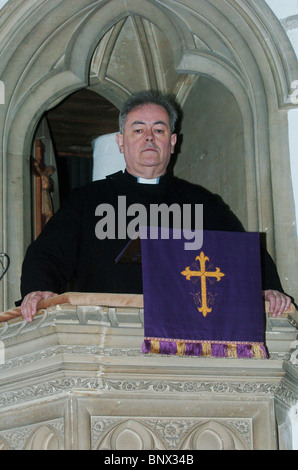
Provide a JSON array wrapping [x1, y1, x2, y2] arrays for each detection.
[[116, 103, 177, 178]]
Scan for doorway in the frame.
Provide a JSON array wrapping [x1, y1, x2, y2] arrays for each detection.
[[45, 89, 119, 205]]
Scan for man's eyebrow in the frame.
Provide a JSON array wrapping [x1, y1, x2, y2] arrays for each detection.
[[131, 120, 167, 126], [131, 120, 146, 126]]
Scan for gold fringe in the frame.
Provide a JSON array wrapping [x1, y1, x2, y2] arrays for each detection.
[[226, 343, 237, 358], [150, 340, 160, 354], [144, 337, 268, 359], [202, 342, 212, 357], [251, 343, 266, 359], [176, 340, 186, 356]]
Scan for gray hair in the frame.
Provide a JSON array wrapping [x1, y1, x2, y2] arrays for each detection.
[[119, 90, 179, 134]]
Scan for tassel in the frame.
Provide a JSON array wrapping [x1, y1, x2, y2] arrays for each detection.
[[176, 340, 186, 356], [142, 339, 151, 354], [211, 342, 227, 357], [185, 342, 202, 356], [159, 340, 177, 355], [202, 342, 212, 357], [226, 343, 237, 358], [150, 339, 160, 354], [142, 338, 268, 359], [236, 343, 253, 358], [251, 342, 268, 359]]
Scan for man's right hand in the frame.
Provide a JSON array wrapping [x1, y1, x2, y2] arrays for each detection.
[[21, 291, 57, 322]]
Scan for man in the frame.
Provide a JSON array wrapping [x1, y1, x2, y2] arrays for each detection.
[[20, 91, 292, 321]]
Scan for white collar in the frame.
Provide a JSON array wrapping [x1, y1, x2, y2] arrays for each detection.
[[136, 176, 160, 184]]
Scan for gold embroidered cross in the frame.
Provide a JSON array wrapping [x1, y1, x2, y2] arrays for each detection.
[[181, 251, 225, 317]]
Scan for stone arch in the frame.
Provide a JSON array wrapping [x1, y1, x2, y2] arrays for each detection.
[[2, 0, 189, 156], [180, 420, 247, 450], [0, 0, 297, 308], [24, 424, 64, 450], [0, 0, 189, 308], [94, 418, 166, 450]]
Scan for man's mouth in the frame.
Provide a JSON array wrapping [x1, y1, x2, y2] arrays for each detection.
[[142, 146, 158, 152]]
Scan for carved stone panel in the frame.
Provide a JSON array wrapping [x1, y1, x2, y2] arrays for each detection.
[[0, 419, 64, 450], [91, 416, 250, 450]]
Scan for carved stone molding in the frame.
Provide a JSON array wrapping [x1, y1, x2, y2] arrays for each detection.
[[0, 375, 281, 411], [91, 416, 251, 450], [0, 419, 64, 450]]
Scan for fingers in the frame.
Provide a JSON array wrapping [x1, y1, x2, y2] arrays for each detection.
[[21, 291, 57, 322], [263, 289, 292, 317]]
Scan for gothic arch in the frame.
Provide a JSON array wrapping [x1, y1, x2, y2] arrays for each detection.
[[24, 424, 64, 450], [180, 420, 247, 450], [2, 0, 190, 157], [0, 0, 297, 308], [95, 419, 166, 450]]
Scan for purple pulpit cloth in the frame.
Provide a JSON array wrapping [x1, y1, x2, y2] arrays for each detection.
[[140, 229, 268, 359]]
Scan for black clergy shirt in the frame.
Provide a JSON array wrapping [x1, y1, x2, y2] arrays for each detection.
[[20, 170, 284, 298]]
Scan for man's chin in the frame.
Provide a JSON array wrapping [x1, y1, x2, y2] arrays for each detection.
[[140, 157, 160, 167]]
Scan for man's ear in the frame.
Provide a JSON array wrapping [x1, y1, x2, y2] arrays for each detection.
[[116, 133, 124, 154], [170, 133, 177, 154]]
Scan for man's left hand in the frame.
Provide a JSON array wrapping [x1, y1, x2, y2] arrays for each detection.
[[263, 290, 292, 317]]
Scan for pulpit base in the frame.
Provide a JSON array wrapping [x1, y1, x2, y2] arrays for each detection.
[[0, 302, 297, 450]]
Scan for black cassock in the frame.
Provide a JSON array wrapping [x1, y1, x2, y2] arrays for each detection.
[[20, 170, 284, 299]]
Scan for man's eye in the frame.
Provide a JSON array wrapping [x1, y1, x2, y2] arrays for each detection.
[[134, 129, 143, 133], [155, 128, 164, 134]]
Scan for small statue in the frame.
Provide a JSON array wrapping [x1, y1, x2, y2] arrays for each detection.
[[31, 139, 56, 236], [32, 159, 55, 225]]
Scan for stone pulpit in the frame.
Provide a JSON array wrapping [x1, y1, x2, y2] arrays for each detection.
[[0, 293, 297, 451]]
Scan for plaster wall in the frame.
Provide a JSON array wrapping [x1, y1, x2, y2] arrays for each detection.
[[175, 77, 247, 227]]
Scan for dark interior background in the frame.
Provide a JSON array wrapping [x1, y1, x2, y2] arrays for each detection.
[[46, 89, 119, 203]]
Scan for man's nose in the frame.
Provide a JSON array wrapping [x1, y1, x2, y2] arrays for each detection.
[[145, 129, 154, 142]]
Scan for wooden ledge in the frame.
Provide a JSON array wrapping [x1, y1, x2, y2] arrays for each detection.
[[0, 293, 296, 324], [264, 300, 296, 317], [0, 293, 144, 323], [37, 292, 144, 309]]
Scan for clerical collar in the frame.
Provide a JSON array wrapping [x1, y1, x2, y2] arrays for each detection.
[[126, 170, 165, 184], [136, 176, 160, 184]]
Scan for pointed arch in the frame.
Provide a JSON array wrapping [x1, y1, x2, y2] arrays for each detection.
[[24, 424, 64, 450]]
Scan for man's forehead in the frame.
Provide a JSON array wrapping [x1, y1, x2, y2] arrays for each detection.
[[126, 104, 170, 125]]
